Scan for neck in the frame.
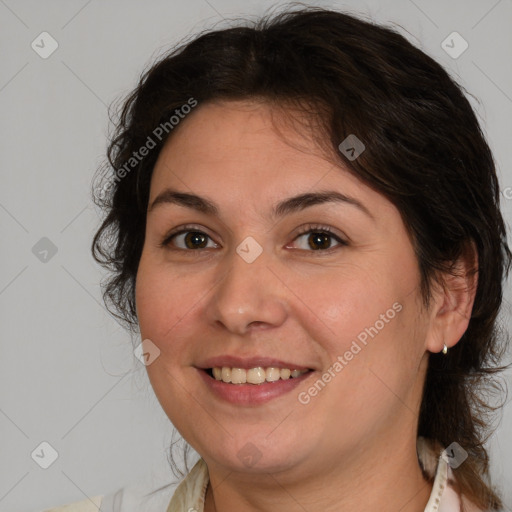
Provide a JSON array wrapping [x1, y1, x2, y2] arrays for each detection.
[[204, 434, 433, 512]]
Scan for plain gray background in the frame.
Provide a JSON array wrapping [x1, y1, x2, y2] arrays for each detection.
[[1, 0, 511, 510]]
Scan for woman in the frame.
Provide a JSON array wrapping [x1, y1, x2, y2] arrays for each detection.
[[45, 5, 511, 512]]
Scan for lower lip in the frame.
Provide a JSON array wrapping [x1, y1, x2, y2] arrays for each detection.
[[198, 369, 313, 406]]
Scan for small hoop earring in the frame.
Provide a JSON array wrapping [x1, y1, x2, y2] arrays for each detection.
[[442, 343, 448, 355]]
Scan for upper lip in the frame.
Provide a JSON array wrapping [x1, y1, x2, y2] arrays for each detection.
[[197, 355, 313, 371]]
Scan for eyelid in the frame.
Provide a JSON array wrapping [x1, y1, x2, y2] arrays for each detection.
[[293, 223, 347, 241]]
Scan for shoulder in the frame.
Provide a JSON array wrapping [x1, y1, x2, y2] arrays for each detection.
[[40, 466, 183, 512], [42, 496, 102, 511], [41, 478, 180, 512]]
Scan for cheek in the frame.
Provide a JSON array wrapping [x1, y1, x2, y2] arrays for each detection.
[[135, 256, 202, 352], [305, 268, 401, 346], [304, 258, 422, 390], [306, 280, 422, 435]]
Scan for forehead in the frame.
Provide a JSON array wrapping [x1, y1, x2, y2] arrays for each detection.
[[151, 100, 363, 195]]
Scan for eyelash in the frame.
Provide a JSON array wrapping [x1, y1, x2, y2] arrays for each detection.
[[160, 223, 348, 254]]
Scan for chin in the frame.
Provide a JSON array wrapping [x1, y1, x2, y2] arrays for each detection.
[[198, 430, 309, 474]]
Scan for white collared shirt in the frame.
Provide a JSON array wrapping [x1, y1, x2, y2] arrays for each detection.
[[41, 437, 484, 512]]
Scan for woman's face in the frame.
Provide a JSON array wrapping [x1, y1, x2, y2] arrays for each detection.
[[136, 100, 434, 477]]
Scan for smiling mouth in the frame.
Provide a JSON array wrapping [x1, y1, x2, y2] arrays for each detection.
[[206, 366, 312, 384]]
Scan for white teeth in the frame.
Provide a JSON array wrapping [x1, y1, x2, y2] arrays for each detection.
[[247, 367, 266, 384], [231, 367, 247, 384], [280, 368, 291, 380], [266, 367, 280, 382], [221, 367, 231, 383], [210, 366, 308, 384]]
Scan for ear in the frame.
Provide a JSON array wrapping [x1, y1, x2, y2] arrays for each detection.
[[425, 240, 479, 354]]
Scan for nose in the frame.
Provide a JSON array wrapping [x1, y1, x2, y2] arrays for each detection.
[[205, 244, 288, 335]]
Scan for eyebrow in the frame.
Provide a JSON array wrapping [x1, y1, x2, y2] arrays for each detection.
[[148, 188, 374, 220]]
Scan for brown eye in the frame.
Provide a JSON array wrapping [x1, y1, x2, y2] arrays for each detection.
[[162, 228, 218, 250], [306, 232, 334, 250], [291, 225, 347, 252], [182, 231, 209, 249]]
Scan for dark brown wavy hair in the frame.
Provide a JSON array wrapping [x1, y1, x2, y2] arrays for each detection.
[[91, 5, 512, 509]]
